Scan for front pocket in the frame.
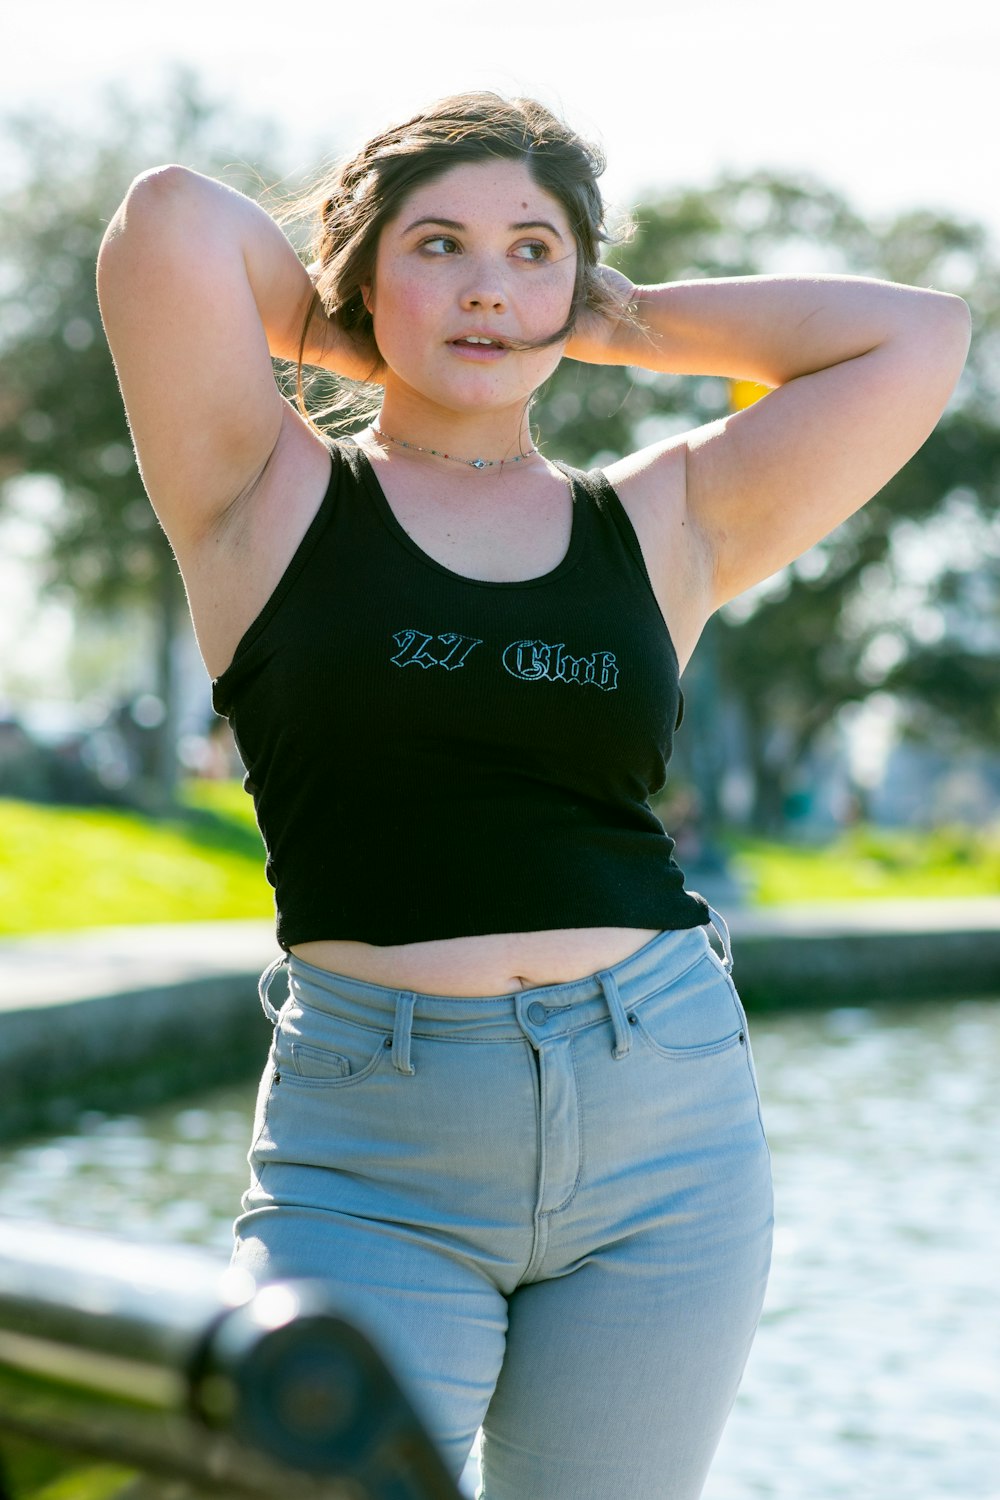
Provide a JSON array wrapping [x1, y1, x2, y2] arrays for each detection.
[[290, 1042, 351, 1079], [631, 1017, 744, 1060], [629, 952, 746, 1058], [282, 1038, 388, 1087], [273, 998, 390, 1088]]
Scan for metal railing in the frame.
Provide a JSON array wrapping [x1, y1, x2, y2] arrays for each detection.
[[0, 1221, 463, 1499]]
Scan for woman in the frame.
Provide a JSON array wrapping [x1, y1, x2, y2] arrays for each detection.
[[96, 94, 969, 1499]]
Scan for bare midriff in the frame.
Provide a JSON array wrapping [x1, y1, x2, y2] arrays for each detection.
[[290, 926, 663, 998]]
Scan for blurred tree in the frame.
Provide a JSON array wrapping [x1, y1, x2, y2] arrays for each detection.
[[879, 477, 1000, 753], [2, 92, 997, 826], [0, 68, 286, 806], [532, 174, 1000, 831]]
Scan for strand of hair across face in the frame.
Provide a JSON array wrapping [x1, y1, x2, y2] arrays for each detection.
[[371, 421, 539, 471]]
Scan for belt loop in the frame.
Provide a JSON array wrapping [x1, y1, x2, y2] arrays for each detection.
[[392, 990, 416, 1076], [258, 955, 288, 1024], [597, 968, 631, 1060], [705, 903, 734, 975]]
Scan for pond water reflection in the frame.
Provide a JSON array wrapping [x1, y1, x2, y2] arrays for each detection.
[[0, 998, 997, 1499]]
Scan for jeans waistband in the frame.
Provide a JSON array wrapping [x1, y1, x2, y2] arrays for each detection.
[[258, 901, 733, 1051]]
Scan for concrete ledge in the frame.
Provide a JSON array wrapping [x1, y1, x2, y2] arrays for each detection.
[[731, 927, 1000, 1008], [1, 905, 997, 1140], [0, 922, 276, 1138], [1, 920, 277, 1007], [727, 898, 1000, 1008], [0, 975, 272, 1138]]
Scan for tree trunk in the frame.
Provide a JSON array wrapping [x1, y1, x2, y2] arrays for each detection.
[[743, 704, 790, 834]]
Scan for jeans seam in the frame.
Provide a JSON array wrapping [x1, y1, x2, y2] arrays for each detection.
[[720, 971, 771, 1160], [630, 1021, 745, 1061], [538, 1033, 584, 1216]]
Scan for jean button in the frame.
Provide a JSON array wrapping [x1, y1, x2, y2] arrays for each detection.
[[526, 1001, 547, 1025]]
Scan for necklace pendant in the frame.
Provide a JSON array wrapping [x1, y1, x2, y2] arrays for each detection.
[[372, 422, 537, 470]]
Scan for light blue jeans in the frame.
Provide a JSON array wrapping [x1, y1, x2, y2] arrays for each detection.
[[233, 910, 773, 1500]]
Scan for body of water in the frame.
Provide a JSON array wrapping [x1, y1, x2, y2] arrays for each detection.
[[1, 998, 997, 1498]]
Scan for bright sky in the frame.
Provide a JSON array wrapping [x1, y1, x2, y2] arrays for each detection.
[[2, 0, 997, 707], [6, 0, 998, 231]]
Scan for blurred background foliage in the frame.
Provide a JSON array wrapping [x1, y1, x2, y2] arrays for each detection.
[[1, 70, 998, 844], [536, 177, 1000, 834], [0, 71, 282, 804]]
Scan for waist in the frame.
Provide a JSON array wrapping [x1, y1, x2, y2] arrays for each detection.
[[289, 926, 663, 997], [274, 922, 730, 1040]]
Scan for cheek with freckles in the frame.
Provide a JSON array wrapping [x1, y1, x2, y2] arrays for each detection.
[[369, 283, 443, 373]]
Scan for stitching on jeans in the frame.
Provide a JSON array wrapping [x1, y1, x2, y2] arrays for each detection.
[[632, 942, 711, 999], [274, 1042, 389, 1088], [702, 943, 735, 981], [538, 1034, 584, 1215], [288, 940, 711, 1047], [289, 995, 388, 1037], [627, 959, 747, 1059], [723, 972, 771, 1158], [630, 1021, 744, 1061]]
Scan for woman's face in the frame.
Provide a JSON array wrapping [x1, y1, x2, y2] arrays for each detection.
[[364, 158, 578, 415]]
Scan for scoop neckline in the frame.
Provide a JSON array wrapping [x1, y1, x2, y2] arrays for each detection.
[[348, 440, 587, 590]]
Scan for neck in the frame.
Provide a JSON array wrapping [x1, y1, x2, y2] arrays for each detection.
[[372, 422, 538, 473], [374, 391, 536, 468]]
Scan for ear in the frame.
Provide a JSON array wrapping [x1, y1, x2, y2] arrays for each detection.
[[360, 281, 374, 314]]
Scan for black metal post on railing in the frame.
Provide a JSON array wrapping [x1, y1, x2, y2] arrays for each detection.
[[0, 1220, 463, 1500]]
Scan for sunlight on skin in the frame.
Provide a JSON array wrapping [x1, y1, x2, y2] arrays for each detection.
[[363, 160, 578, 462]]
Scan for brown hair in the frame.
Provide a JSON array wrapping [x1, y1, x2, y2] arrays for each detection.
[[279, 92, 629, 429]]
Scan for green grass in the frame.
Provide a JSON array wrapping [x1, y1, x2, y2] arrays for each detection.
[[728, 824, 1000, 904], [0, 782, 273, 936], [2, 786, 998, 937]]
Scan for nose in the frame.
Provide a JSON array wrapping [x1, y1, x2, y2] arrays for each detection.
[[458, 255, 507, 313]]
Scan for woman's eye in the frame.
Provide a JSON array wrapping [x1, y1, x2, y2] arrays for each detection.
[[512, 242, 548, 262], [421, 236, 460, 255]]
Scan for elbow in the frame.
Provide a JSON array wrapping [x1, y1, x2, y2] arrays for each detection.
[[97, 165, 199, 280], [100, 165, 196, 242], [898, 288, 971, 397], [935, 291, 973, 391], [124, 163, 198, 205], [923, 287, 972, 357], [113, 162, 200, 208], [949, 291, 972, 356]]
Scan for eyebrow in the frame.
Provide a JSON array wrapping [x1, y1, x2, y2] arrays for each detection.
[[401, 216, 565, 241]]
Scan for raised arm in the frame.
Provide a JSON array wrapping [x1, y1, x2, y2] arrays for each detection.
[[567, 271, 971, 611], [96, 166, 368, 549]]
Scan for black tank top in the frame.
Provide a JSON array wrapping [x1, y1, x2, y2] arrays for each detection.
[[211, 439, 709, 949]]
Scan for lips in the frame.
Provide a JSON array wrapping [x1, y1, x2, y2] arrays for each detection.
[[449, 334, 508, 349], [447, 334, 510, 363]]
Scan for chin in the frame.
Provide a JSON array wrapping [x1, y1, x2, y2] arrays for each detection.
[[386, 348, 561, 412], [400, 373, 537, 415]]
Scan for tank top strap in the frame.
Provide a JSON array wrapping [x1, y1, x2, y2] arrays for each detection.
[[551, 458, 685, 731], [549, 460, 651, 582], [329, 433, 371, 488], [334, 442, 628, 571]]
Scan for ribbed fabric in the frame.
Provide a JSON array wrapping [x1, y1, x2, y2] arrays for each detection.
[[211, 439, 710, 948]]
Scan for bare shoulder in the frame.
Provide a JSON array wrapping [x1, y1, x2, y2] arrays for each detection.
[[602, 435, 715, 672]]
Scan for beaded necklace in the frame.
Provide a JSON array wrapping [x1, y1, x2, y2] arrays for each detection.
[[371, 421, 538, 472]]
